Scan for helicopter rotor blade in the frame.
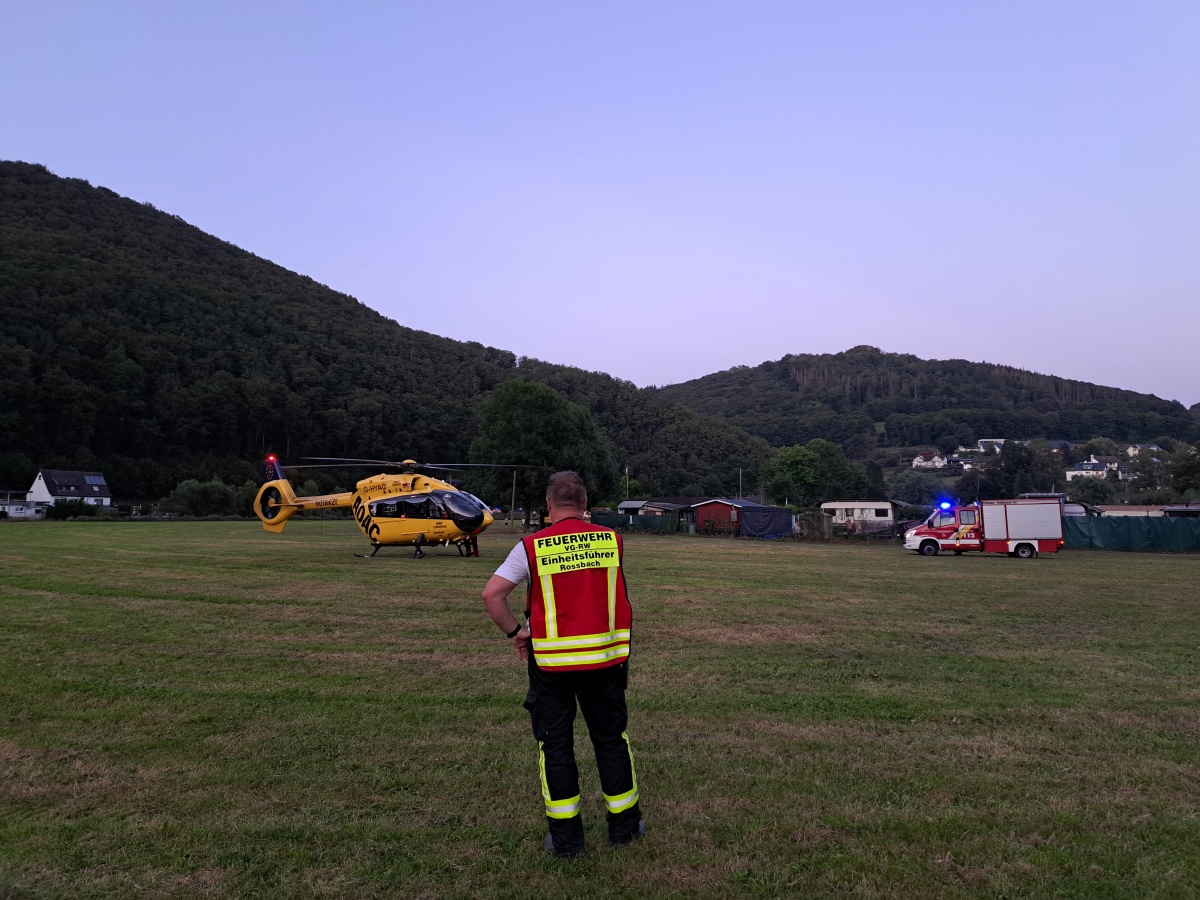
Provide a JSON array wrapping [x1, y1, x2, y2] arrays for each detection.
[[300, 456, 405, 465], [295, 457, 534, 471], [277, 463, 372, 469], [424, 465, 532, 472]]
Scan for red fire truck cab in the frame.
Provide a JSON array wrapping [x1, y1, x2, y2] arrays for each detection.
[[904, 498, 1065, 559]]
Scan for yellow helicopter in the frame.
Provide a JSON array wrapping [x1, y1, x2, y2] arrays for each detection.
[[254, 455, 512, 557]]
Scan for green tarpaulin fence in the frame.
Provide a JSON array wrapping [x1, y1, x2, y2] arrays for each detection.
[[1063, 517, 1200, 552]]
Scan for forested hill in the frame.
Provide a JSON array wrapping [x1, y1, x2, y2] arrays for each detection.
[[0, 161, 769, 499], [657, 346, 1200, 451]]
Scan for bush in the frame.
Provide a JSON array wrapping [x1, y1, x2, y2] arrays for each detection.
[[45, 500, 98, 520], [160, 478, 239, 517], [1065, 477, 1117, 505]]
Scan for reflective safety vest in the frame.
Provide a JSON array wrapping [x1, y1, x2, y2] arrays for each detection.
[[523, 518, 632, 671]]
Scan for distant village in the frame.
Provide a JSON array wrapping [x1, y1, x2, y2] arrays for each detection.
[[911, 439, 1162, 483], [4, 437, 1198, 535]]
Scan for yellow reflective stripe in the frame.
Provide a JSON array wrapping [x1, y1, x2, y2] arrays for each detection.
[[541, 574, 558, 639], [545, 794, 581, 819], [537, 741, 581, 818], [536, 645, 630, 667], [604, 731, 639, 811], [538, 740, 550, 804], [604, 785, 639, 813], [607, 566, 617, 632], [532, 630, 630, 651], [606, 730, 640, 812]]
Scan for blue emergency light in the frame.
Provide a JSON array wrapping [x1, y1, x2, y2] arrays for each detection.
[[939, 501, 951, 509]]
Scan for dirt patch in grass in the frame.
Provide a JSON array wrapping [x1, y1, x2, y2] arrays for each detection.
[[1091, 708, 1200, 738], [168, 867, 226, 889], [707, 624, 825, 645], [791, 823, 850, 848]]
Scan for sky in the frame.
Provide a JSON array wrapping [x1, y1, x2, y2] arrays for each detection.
[[3, 1, 1198, 406]]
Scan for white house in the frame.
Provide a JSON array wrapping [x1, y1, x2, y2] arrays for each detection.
[[27, 470, 113, 507], [1065, 462, 1107, 482], [1126, 444, 1163, 458], [912, 453, 947, 469], [0, 490, 42, 518]]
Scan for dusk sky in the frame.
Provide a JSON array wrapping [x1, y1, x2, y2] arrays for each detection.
[[4, 2, 1198, 405]]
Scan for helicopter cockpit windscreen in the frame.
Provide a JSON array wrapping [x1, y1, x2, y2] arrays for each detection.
[[435, 490, 486, 531]]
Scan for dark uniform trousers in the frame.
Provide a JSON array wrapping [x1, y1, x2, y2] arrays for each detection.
[[524, 658, 641, 853]]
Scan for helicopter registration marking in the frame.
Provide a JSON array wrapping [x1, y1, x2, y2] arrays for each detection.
[[534, 532, 619, 575]]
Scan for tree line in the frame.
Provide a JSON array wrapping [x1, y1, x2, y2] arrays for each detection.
[[4, 161, 1191, 515], [657, 345, 1200, 452], [0, 161, 768, 503]]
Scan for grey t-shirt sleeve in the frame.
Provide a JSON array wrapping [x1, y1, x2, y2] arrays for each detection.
[[493, 540, 531, 585]]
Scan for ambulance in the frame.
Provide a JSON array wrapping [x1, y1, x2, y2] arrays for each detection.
[[904, 498, 1065, 558]]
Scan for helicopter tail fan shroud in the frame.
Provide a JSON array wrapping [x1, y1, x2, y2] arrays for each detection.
[[254, 477, 299, 533]]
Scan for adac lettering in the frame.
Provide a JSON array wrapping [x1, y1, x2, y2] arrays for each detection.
[[352, 494, 381, 541]]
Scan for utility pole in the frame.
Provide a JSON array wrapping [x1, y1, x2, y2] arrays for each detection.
[[510, 470, 517, 529], [739, 468, 743, 498]]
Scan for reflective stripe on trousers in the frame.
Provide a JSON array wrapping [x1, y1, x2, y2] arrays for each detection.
[[602, 731, 639, 812], [539, 741, 581, 819]]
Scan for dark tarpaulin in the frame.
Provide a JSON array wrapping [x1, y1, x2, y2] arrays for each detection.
[[1063, 516, 1200, 552], [738, 506, 794, 538], [590, 513, 680, 533]]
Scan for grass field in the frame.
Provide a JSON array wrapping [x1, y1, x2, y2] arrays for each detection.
[[2, 521, 1198, 898]]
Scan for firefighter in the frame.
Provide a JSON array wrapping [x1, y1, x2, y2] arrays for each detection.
[[482, 471, 644, 858]]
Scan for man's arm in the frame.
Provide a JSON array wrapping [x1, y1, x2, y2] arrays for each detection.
[[483, 575, 531, 661]]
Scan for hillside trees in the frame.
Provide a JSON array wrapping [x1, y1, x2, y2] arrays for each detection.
[[766, 439, 869, 506], [889, 471, 946, 506], [0, 161, 766, 500], [1170, 442, 1200, 494], [659, 346, 1200, 450], [468, 380, 616, 519], [1063, 476, 1118, 505], [955, 439, 1066, 500]]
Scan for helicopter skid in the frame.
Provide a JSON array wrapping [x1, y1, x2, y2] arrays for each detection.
[[354, 537, 479, 559]]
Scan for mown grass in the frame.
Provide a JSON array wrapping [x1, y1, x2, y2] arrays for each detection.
[[2, 521, 1197, 898]]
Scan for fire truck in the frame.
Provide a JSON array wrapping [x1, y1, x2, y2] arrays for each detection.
[[904, 498, 1065, 558]]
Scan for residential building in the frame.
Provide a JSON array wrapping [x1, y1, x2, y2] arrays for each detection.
[[912, 452, 947, 469], [1126, 444, 1164, 457], [1065, 462, 1107, 481], [0, 489, 41, 518], [27, 470, 113, 507]]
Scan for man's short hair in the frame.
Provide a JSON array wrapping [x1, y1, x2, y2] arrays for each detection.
[[546, 471, 587, 509]]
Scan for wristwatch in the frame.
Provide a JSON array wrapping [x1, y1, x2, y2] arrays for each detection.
[[505, 623, 522, 639]]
